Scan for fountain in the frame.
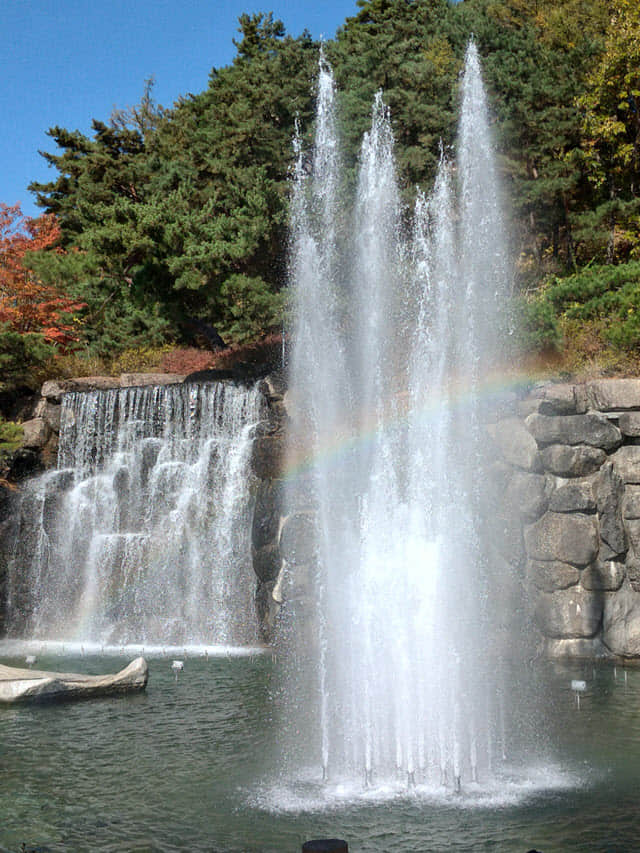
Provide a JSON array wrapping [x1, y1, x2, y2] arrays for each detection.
[[4, 381, 264, 651], [283, 44, 530, 792]]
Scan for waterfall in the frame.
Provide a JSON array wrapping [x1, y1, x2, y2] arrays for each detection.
[[6, 381, 264, 648], [285, 44, 518, 789]]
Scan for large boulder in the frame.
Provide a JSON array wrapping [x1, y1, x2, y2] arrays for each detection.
[[612, 446, 640, 484], [525, 412, 621, 451], [586, 378, 640, 411], [618, 412, 640, 437], [120, 373, 185, 387], [33, 398, 62, 433], [41, 376, 120, 401], [529, 383, 587, 415], [21, 418, 51, 450], [540, 444, 606, 477], [505, 471, 549, 522], [251, 433, 285, 479], [487, 418, 540, 471], [594, 462, 626, 560], [7, 448, 43, 480], [524, 512, 599, 566], [527, 559, 580, 592], [623, 486, 640, 519], [624, 519, 640, 556], [581, 561, 626, 591], [548, 480, 596, 514], [534, 586, 603, 638], [626, 559, 640, 592], [602, 581, 640, 656]]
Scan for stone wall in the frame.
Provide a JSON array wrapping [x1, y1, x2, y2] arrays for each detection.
[[251, 376, 640, 661], [487, 378, 640, 661], [7, 374, 187, 478], [9, 372, 640, 660]]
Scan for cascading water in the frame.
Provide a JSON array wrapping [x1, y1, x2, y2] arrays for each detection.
[[5, 381, 263, 649], [284, 44, 529, 792]]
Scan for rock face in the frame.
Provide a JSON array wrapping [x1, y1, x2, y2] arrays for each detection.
[[486, 378, 640, 660], [524, 512, 598, 566], [487, 418, 540, 470], [540, 445, 606, 477], [0, 657, 148, 704], [602, 582, 640, 656], [526, 412, 621, 450], [587, 378, 640, 411], [612, 446, 640, 483], [12, 373, 640, 662], [534, 587, 603, 638]]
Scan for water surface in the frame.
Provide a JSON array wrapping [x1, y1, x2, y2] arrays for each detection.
[[2, 655, 640, 852]]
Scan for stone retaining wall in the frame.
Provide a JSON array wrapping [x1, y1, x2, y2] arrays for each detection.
[[8, 373, 640, 660], [488, 378, 640, 660], [251, 376, 640, 660], [9, 374, 186, 477]]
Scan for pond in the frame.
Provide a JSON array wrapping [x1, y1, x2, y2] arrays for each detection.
[[1, 651, 639, 852]]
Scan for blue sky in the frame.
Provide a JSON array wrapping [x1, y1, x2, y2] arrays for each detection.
[[1, 0, 361, 219]]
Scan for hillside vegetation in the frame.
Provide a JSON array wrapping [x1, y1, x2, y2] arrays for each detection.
[[2, 0, 640, 392]]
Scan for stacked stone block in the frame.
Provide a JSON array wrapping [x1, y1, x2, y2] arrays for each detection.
[[491, 379, 640, 660]]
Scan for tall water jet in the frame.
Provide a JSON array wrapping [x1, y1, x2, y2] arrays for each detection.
[[284, 44, 524, 791], [5, 382, 263, 648]]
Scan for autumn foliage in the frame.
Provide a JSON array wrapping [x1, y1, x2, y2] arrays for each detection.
[[0, 203, 85, 349]]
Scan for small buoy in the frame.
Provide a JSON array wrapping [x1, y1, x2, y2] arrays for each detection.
[[571, 679, 587, 709], [25, 655, 36, 668], [171, 660, 184, 681]]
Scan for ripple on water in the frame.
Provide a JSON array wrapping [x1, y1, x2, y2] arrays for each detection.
[[2, 657, 640, 852]]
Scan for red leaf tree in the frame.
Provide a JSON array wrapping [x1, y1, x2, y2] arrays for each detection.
[[0, 203, 85, 349]]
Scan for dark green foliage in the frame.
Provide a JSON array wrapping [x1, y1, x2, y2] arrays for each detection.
[[30, 14, 316, 352], [218, 274, 286, 343], [516, 294, 562, 352], [23, 0, 640, 367], [539, 262, 640, 350], [329, 0, 457, 193], [0, 417, 23, 464], [0, 326, 54, 392]]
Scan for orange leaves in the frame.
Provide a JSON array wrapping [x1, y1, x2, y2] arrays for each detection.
[[0, 203, 85, 349]]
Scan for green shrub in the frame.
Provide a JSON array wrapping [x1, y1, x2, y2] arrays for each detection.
[[218, 275, 285, 344], [0, 417, 23, 466], [544, 261, 640, 352], [0, 326, 55, 392], [516, 293, 561, 353]]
